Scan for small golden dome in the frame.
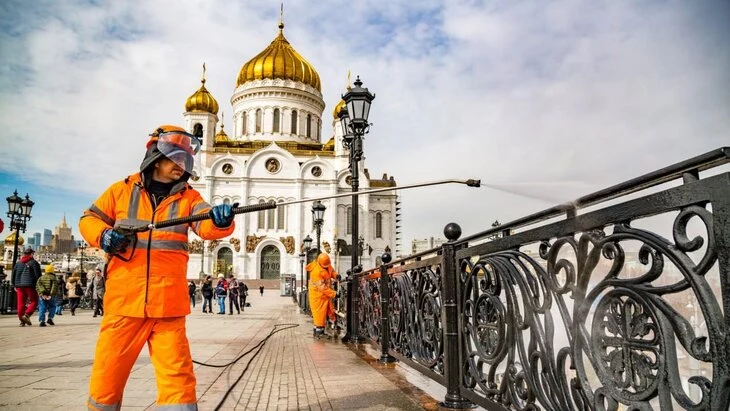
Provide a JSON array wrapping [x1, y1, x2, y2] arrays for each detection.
[[4, 231, 24, 245], [333, 99, 345, 119], [186, 65, 219, 115], [215, 124, 229, 143], [236, 23, 321, 91]]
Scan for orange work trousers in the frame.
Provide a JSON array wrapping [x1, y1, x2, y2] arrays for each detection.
[[87, 315, 197, 410]]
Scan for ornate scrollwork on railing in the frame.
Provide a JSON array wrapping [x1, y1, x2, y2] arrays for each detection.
[[460, 204, 721, 410], [389, 264, 444, 375], [359, 276, 382, 342]]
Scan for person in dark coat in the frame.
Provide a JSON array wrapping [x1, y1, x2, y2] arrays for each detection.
[[238, 281, 248, 311], [55, 274, 67, 315], [12, 247, 42, 326], [200, 275, 213, 313], [86, 268, 106, 317], [188, 280, 197, 308]]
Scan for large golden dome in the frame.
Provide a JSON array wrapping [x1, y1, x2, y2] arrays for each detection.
[[236, 23, 321, 91], [185, 77, 219, 115], [4, 231, 23, 245]]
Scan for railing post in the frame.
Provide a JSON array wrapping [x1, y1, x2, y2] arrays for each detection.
[[379, 252, 396, 363], [441, 223, 473, 409], [343, 265, 365, 343]]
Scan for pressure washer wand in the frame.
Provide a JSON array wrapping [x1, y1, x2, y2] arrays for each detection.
[[131, 178, 481, 233]]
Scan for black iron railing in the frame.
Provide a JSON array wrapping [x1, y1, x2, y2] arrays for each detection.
[[337, 147, 730, 410]]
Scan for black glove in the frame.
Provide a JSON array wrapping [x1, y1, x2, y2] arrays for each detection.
[[209, 202, 238, 228], [101, 228, 131, 253]]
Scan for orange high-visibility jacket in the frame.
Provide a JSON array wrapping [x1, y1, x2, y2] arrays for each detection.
[[307, 259, 337, 327], [79, 173, 234, 318]]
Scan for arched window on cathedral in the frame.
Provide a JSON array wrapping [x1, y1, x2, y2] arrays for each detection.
[[266, 207, 275, 230], [277, 199, 285, 230], [257, 199, 266, 229], [242, 112, 248, 135], [255, 109, 262, 133], [193, 123, 203, 139], [316, 118, 321, 139], [346, 207, 352, 235], [273, 109, 280, 133], [375, 212, 382, 238], [291, 110, 298, 135], [306, 114, 312, 138]]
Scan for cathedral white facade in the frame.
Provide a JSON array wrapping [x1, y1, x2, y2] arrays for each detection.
[[182, 21, 399, 281]]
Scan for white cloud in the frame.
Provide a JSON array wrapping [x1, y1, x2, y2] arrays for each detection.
[[1, 0, 728, 244]]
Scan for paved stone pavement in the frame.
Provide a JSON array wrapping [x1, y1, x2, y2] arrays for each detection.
[[0, 290, 448, 410]]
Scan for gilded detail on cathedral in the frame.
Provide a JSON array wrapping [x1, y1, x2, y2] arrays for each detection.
[[280, 236, 295, 254], [230, 237, 241, 252], [322, 241, 331, 254], [246, 234, 266, 252], [208, 240, 221, 252], [189, 239, 203, 254]]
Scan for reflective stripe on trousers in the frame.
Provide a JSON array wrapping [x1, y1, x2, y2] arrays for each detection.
[[87, 315, 197, 409]]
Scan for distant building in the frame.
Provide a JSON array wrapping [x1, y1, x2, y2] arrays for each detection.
[[33, 232, 41, 249], [52, 214, 75, 254], [411, 237, 446, 255], [42, 229, 52, 246], [27, 237, 36, 249]]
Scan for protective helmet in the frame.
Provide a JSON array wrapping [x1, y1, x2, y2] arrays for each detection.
[[317, 253, 331, 268], [140, 125, 201, 175]]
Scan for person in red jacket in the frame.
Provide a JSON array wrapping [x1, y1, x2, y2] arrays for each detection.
[[80, 125, 236, 410]]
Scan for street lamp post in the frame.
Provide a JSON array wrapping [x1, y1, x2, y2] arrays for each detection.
[[302, 235, 312, 314], [199, 240, 206, 279], [6, 191, 34, 280], [78, 242, 87, 272], [358, 236, 364, 265], [299, 252, 305, 292], [4, 191, 34, 314], [339, 76, 374, 343], [312, 200, 326, 254]]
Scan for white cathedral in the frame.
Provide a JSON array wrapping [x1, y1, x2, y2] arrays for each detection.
[[182, 20, 400, 281]]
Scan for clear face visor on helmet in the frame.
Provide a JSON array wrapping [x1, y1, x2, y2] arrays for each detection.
[[155, 131, 201, 175]]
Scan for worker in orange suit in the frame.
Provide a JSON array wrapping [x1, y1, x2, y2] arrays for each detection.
[[307, 253, 337, 337], [79, 125, 236, 410]]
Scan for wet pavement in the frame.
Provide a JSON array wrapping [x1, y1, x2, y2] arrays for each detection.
[[0, 290, 451, 410]]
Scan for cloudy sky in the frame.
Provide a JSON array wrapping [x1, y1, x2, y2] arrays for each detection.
[[1, 0, 728, 250]]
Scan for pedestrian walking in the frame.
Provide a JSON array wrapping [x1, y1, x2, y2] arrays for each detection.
[[12, 247, 41, 326], [238, 281, 248, 311], [66, 273, 82, 316], [188, 280, 197, 308], [259, 284, 264, 296], [79, 124, 236, 410], [201, 275, 213, 313], [228, 274, 240, 315], [307, 253, 338, 337], [215, 274, 228, 314], [36, 264, 58, 327], [86, 268, 105, 318], [55, 274, 67, 316]]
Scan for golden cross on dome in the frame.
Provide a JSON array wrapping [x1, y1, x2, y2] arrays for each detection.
[[201, 62, 207, 84], [279, 2, 284, 30]]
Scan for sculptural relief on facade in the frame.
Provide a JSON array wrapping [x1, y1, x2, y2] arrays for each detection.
[[280, 236, 295, 254], [322, 241, 331, 254], [208, 239, 221, 252], [189, 239, 203, 254], [246, 234, 266, 252], [230, 237, 241, 252]]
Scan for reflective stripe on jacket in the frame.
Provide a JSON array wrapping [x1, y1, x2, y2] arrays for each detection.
[[79, 173, 234, 318]]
